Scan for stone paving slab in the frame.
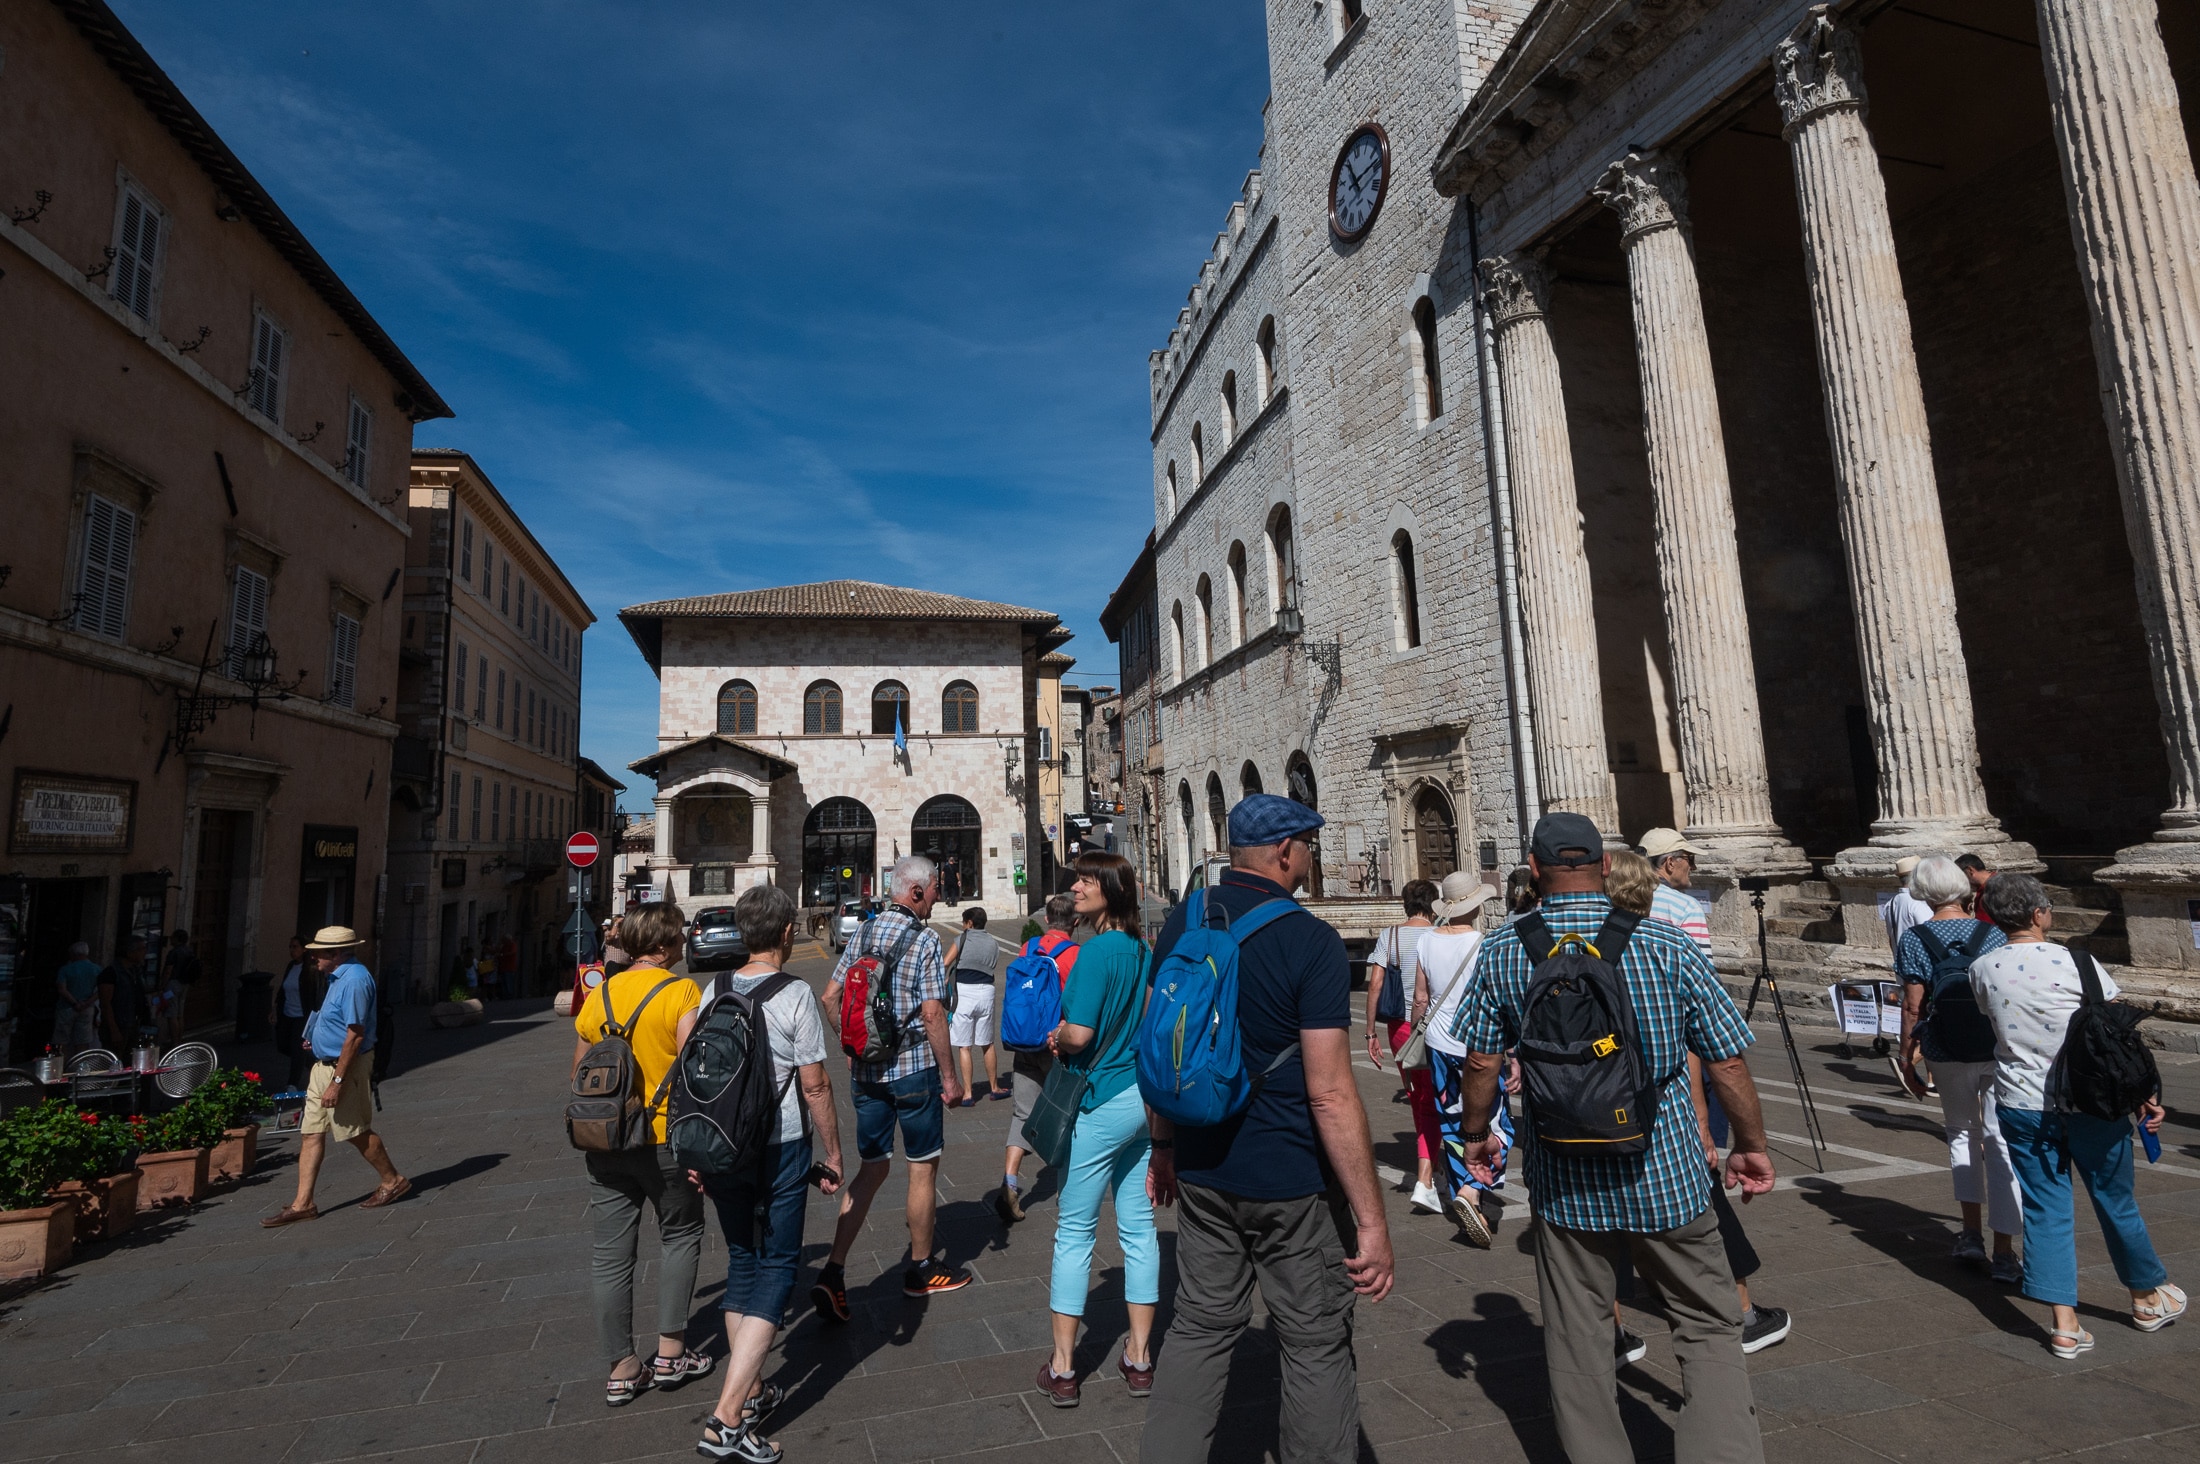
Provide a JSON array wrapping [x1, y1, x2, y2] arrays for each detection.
[[6, 947, 2200, 1462]]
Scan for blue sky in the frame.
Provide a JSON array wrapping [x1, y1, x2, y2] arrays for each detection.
[[111, 1, 1271, 809]]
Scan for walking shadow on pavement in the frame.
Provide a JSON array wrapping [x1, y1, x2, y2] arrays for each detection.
[[1792, 1184, 2036, 1332]]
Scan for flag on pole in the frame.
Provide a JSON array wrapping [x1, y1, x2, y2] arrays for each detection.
[[894, 702, 907, 754]]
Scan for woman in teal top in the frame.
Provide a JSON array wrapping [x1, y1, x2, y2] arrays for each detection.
[[1037, 851, 1159, 1408]]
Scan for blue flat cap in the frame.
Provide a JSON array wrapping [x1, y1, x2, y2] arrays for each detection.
[[1228, 793, 1326, 846]]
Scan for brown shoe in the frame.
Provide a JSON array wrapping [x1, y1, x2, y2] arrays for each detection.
[[1035, 1362, 1081, 1408], [360, 1176, 412, 1209], [1119, 1353, 1154, 1398], [261, 1203, 319, 1228]]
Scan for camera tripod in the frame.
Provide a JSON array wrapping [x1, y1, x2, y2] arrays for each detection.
[[1743, 881, 1827, 1172]]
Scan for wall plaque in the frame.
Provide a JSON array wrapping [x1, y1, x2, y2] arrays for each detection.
[[10, 771, 136, 854]]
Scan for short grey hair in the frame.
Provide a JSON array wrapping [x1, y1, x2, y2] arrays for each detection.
[[1909, 855, 1971, 909], [887, 853, 938, 901], [68, 941, 90, 957], [733, 883, 799, 954], [1982, 872, 2052, 933]]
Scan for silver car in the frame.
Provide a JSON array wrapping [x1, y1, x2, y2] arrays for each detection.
[[829, 900, 873, 952]]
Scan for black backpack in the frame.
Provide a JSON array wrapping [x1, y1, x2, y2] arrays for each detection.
[[1514, 909, 1665, 1155], [667, 972, 801, 1178], [2053, 949, 2159, 1122], [1913, 925, 1997, 1063]]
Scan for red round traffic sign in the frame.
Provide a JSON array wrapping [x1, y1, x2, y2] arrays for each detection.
[[566, 831, 600, 868]]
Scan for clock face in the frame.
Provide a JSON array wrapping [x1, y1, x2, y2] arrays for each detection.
[[1330, 125, 1389, 240]]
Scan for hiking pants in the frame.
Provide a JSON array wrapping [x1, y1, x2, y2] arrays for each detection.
[[1535, 1208, 1762, 1464], [1935, 1059, 2023, 1237], [585, 1143, 704, 1365], [1141, 1183, 1359, 1464]]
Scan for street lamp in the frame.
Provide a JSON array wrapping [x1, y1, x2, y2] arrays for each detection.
[[158, 622, 307, 770]]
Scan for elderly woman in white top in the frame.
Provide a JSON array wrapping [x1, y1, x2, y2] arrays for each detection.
[[1893, 856, 2016, 1279], [1971, 873, 2182, 1359]]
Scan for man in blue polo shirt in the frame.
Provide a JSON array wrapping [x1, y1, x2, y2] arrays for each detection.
[[263, 926, 409, 1227], [1141, 794, 1392, 1464]]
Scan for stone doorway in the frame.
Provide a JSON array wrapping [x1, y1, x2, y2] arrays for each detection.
[[1413, 787, 1458, 883]]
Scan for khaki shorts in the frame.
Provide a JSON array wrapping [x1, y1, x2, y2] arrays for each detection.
[[301, 1060, 374, 1141]]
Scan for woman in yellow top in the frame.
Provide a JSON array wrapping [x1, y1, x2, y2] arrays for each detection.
[[572, 901, 715, 1406]]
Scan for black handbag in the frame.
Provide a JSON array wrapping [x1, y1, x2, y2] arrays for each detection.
[[1023, 1060, 1089, 1171]]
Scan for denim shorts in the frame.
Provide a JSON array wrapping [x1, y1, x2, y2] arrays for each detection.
[[704, 1138, 813, 1322], [854, 1068, 945, 1162]]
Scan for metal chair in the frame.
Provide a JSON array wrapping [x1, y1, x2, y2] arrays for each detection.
[[0, 1067, 42, 1116], [156, 1041, 217, 1099], [67, 1048, 121, 1074], [70, 1069, 141, 1116]]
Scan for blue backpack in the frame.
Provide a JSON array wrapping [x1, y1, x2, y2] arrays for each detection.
[[1136, 889, 1300, 1126], [1000, 936, 1067, 1052]]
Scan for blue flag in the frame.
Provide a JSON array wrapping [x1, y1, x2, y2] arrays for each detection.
[[894, 702, 907, 754]]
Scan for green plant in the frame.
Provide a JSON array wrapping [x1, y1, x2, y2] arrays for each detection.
[[0, 1101, 96, 1210], [1020, 919, 1043, 941], [190, 1069, 271, 1131], [78, 1113, 141, 1180], [154, 1098, 229, 1151]]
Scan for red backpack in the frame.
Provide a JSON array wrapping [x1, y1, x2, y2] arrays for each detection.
[[839, 923, 920, 1063]]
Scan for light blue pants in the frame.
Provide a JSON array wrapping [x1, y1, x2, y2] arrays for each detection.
[[1049, 1084, 1158, 1316], [2000, 1105, 2168, 1308]]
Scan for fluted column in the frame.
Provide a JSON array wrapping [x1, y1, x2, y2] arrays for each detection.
[[1774, 7, 2032, 873], [2036, 0, 2200, 883], [1593, 151, 1806, 875], [1479, 251, 1621, 835]]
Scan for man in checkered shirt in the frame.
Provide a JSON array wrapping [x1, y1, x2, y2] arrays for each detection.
[[1454, 813, 1776, 1464], [812, 853, 970, 1316]]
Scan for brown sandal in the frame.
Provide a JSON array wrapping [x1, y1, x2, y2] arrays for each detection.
[[360, 1177, 412, 1208], [261, 1203, 319, 1228]]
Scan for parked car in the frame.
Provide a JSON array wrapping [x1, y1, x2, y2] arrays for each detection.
[[687, 906, 748, 972], [829, 900, 875, 952]]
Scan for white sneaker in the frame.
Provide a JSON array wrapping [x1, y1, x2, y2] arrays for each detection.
[[1410, 1183, 1442, 1214]]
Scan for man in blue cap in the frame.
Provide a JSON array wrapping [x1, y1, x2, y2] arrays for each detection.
[[1140, 793, 1393, 1464]]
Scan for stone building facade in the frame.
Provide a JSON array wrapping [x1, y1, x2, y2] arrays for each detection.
[[1100, 535, 1166, 894], [0, 0, 448, 1055], [1148, 0, 2200, 1007], [621, 583, 1071, 922], [382, 450, 592, 1000]]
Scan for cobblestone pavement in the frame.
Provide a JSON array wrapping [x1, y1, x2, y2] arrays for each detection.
[[6, 941, 2200, 1463]]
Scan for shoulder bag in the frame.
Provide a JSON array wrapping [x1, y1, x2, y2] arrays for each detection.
[[1397, 934, 1476, 1071]]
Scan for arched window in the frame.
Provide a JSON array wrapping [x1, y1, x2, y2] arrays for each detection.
[[1178, 778, 1197, 855], [716, 679, 757, 736], [1206, 772, 1227, 850], [1256, 316, 1278, 405], [1267, 505, 1299, 623], [1190, 422, 1206, 485], [1391, 530, 1423, 649], [1219, 371, 1238, 444], [1240, 760, 1264, 797], [1169, 601, 1186, 682], [1412, 296, 1443, 424], [871, 679, 908, 735], [803, 680, 842, 735], [1226, 542, 1248, 648], [913, 794, 984, 900], [1165, 460, 1179, 516], [1194, 575, 1214, 669], [942, 680, 978, 734], [1286, 752, 1322, 895]]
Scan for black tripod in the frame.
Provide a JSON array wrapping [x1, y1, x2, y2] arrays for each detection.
[[1743, 881, 1826, 1172]]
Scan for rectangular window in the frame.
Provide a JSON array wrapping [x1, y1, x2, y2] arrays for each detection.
[[226, 567, 270, 678], [476, 658, 488, 719], [460, 520, 473, 580], [455, 642, 469, 705], [526, 688, 536, 745], [248, 310, 287, 423], [344, 396, 373, 489], [491, 782, 501, 840], [328, 612, 361, 708], [448, 772, 461, 839], [523, 789, 532, 837], [471, 777, 482, 840], [1038, 726, 1054, 764], [500, 562, 509, 614], [517, 577, 527, 626], [480, 541, 491, 594], [109, 182, 164, 324], [74, 494, 136, 641], [495, 668, 506, 730]]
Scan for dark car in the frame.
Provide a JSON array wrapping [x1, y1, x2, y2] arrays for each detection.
[[687, 906, 748, 972]]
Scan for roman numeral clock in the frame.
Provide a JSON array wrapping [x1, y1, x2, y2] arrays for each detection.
[[1329, 123, 1390, 242]]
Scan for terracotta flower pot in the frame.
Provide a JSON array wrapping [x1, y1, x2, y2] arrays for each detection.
[[430, 998, 487, 1028], [49, 1170, 141, 1242], [210, 1125, 261, 1184], [135, 1148, 210, 1211], [0, 1201, 75, 1280]]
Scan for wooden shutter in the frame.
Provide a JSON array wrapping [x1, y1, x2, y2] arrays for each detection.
[[75, 494, 136, 640], [249, 313, 286, 420], [227, 567, 269, 676], [329, 613, 361, 708], [345, 398, 372, 488], [110, 187, 161, 322]]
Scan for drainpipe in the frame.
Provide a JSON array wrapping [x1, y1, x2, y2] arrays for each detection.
[[1470, 200, 1540, 854]]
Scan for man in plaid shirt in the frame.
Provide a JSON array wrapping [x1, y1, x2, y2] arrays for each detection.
[[1454, 813, 1776, 1464], [812, 854, 970, 1317]]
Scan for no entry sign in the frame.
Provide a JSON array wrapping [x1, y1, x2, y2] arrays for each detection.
[[566, 831, 600, 868]]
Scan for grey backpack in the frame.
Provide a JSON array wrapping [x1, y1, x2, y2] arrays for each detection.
[[565, 976, 680, 1152]]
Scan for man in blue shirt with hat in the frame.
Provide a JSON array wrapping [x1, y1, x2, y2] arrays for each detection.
[[1141, 793, 1392, 1464]]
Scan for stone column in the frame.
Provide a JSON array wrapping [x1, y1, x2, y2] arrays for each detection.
[[651, 793, 674, 900], [1479, 251, 1621, 836], [750, 794, 774, 865], [1593, 150, 1806, 876], [1774, 7, 2034, 887], [2036, 0, 2200, 978]]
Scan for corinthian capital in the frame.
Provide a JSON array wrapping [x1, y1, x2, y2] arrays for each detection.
[[1773, 5, 1868, 135], [1480, 251, 1553, 329], [1592, 149, 1690, 243]]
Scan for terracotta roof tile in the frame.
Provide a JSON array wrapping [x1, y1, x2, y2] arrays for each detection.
[[623, 580, 1058, 624]]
